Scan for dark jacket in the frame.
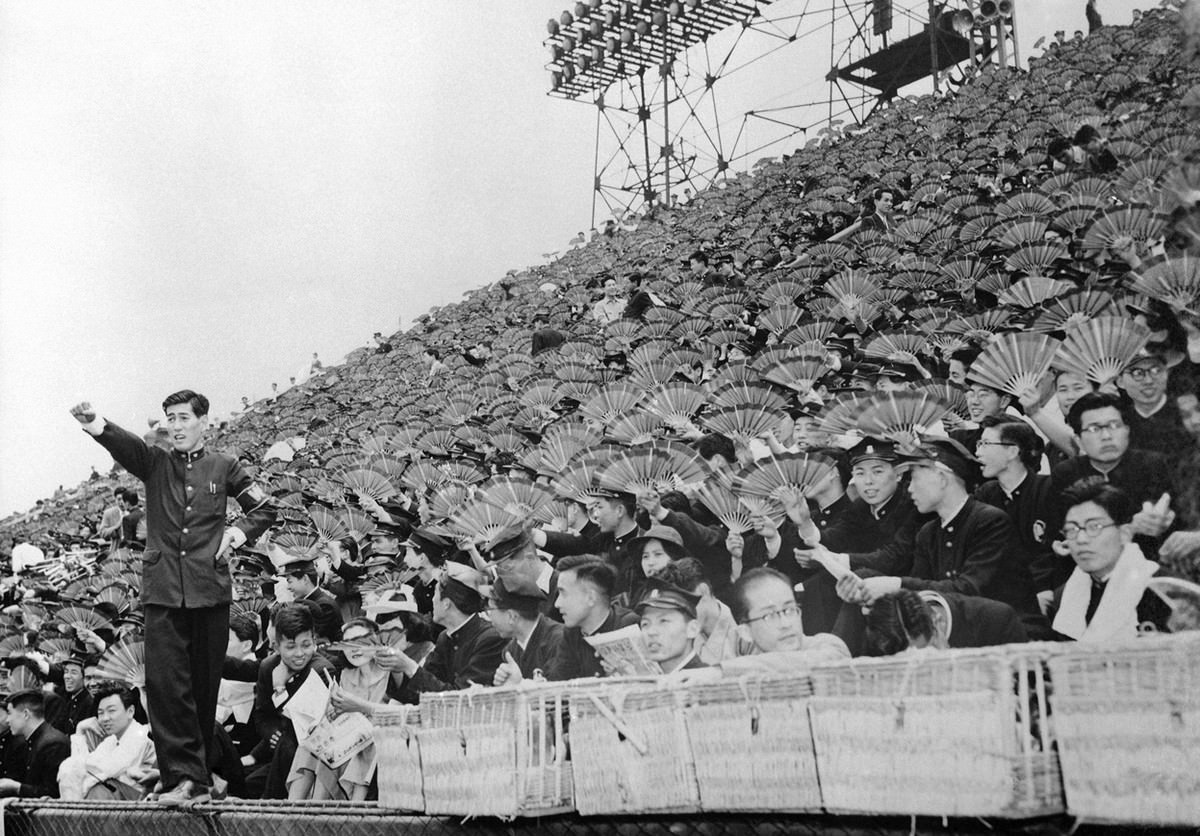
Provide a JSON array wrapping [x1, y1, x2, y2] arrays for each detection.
[[975, 472, 1062, 592], [506, 616, 567, 680], [1125, 401, 1194, 459], [15, 721, 69, 798], [542, 526, 645, 597], [902, 498, 1048, 637], [89, 421, 276, 607], [822, 491, 929, 575], [45, 686, 94, 736], [391, 614, 506, 702], [545, 606, 639, 681], [299, 586, 343, 644]]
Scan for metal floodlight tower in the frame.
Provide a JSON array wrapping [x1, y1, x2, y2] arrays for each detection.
[[545, 0, 775, 226]]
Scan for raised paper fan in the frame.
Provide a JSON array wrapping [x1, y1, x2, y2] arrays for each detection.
[[536, 426, 603, 476], [760, 280, 805, 305], [710, 381, 788, 412], [94, 641, 146, 689], [578, 382, 645, 425], [552, 447, 617, 502], [479, 475, 556, 519], [862, 330, 928, 363], [605, 411, 663, 445], [1051, 203, 1101, 235], [643, 382, 707, 425], [692, 481, 754, 534], [429, 484, 470, 521], [784, 319, 839, 347], [439, 460, 488, 486], [341, 506, 377, 542], [1004, 241, 1070, 276], [1162, 161, 1200, 213], [554, 359, 597, 385], [597, 441, 710, 495], [1029, 290, 1117, 333], [93, 586, 131, 615], [702, 405, 782, 445], [893, 216, 939, 246], [856, 391, 955, 448], [707, 360, 758, 390], [760, 351, 832, 395], [1053, 317, 1152, 386], [997, 276, 1074, 309], [806, 241, 856, 268], [732, 452, 836, 506], [707, 328, 743, 349], [1081, 205, 1170, 255], [1114, 155, 1173, 202], [710, 301, 749, 324], [340, 469, 397, 503], [966, 333, 1063, 397], [38, 638, 76, 663], [996, 218, 1051, 250], [672, 315, 713, 343], [735, 495, 786, 527], [273, 529, 320, 559], [400, 460, 452, 495], [231, 596, 272, 621], [628, 359, 679, 391], [533, 500, 578, 531], [54, 606, 113, 635], [823, 270, 882, 312], [307, 505, 350, 543], [359, 570, 419, 595], [448, 500, 520, 551], [910, 379, 968, 418], [943, 310, 1012, 342], [518, 381, 562, 412], [440, 396, 477, 426], [816, 391, 875, 435], [757, 303, 803, 335], [994, 191, 1057, 219], [1127, 255, 1200, 315], [644, 307, 686, 327], [638, 320, 675, 341], [415, 427, 460, 457]]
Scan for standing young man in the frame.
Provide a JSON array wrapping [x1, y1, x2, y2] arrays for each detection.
[[70, 390, 275, 805]]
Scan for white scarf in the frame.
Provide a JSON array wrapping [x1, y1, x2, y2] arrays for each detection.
[[1053, 542, 1158, 643]]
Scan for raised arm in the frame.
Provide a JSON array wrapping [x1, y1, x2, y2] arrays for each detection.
[[71, 402, 154, 482]]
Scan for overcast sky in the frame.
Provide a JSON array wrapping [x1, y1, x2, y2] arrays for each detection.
[[0, 0, 1144, 518]]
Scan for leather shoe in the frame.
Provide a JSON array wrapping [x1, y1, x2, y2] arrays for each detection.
[[156, 779, 211, 807]]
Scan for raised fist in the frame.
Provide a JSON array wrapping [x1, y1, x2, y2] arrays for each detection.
[[70, 402, 96, 424]]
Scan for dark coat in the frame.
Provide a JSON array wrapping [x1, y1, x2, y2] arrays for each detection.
[[542, 526, 645, 597], [822, 491, 930, 575], [89, 421, 276, 607], [545, 606, 639, 681], [391, 614, 507, 702], [902, 498, 1049, 637], [975, 473, 1062, 592], [15, 721, 69, 798], [506, 616, 567, 680]]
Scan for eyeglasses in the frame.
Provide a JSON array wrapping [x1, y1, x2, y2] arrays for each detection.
[[975, 440, 1015, 448], [1079, 420, 1126, 436], [743, 603, 801, 624], [1125, 366, 1166, 381], [1059, 520, 1117, 540]]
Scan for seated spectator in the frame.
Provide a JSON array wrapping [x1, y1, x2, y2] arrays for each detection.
[[634, 576, 707, 673], [57, 685, 156, 800], [219, 613, 262, 759], [1048, 479, 1172, 642], [1118, 347, 1193, 457], [1072, 124, 1119, 173], [383, 563, 506, 700], [0, 690, 69, 798], [530, 313, 566, 357], [859, 187, 897, 233], [590, 275, 626, 325], [858, 590, 1028, 656], [485, 529, 560, 621], [544, 556, 639, 681], [488, 573, 566, 685], [621, 272, 661, 320], [245, 604, 333, 800], [118, 490, 145, 547], [0, 699, 28, 782], [534, 491, 644, 600], [278, 557, 342, 644], [654, 558, 742, 664], [288, 618, 390, 801]]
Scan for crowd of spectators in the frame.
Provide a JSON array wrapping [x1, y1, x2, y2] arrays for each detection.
[[0, 4, 1198, 809]]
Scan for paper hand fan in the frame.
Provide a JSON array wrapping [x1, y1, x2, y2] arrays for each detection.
[[692, 481, 754, 534], [732, 453, 836, 506], [578, 382, 645, 425], [340, 469, 397, 503], [478, 475, 556, 519], [856, 391, 955, 448], [702, 405, 781, 444], [55, 606, 113, 635], [1053, 317, 1152, 386], [966, 333, 1063, 397], [605, 411, 663, 445], [1127, 255, 1200, 315], [308, 505, 350, 543], [1081, 204, 1170, 255], [998, 277, 1074, 309], [862, 330, 929, 364], [644, 382, 707, 425], [94, 641, 146, 689]]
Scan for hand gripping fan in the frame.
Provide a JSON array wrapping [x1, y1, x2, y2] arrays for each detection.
[[998, 276, 1075, 309], [478, 475, 556, 520], [340, 469, 397, 504], [340, 506, 377, 542], [578, 382, 646, 425], [1127, 254, 1200, 315], [966, 333, 1063, 397], [448, 499, 520, 552], [308, 505, 351, 543], [94, 641, 146, 689], [644, 382, 707, 425], [273, 529, 320, 560], [692, 480, 754, 534], [1053, 316, 1152, 386], [605, 411, 663, 445], [55, 606, 113, 634], [1081, 204, 1170, 256], [710, 381, 788, 413], [429, 484, 471, 522], [862, 330, 929, 364], [1030, 290, 1117, 334], [732, 452, 836, 508], [533, 500, 579, 532], [823, 269, 882, 314], [760, 351, 833, 395], [400, 461, 452, 495], [856, 391, 956, 449], [702, 404, 782, 444]]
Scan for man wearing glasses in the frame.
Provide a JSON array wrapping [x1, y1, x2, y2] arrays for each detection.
[[1050, 392, 1176, 558], [1046, 479, 1171, 641], [1117, 347, 1192, 456]]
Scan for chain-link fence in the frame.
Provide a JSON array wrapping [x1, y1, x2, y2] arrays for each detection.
[[1, 802, 1158, 836]]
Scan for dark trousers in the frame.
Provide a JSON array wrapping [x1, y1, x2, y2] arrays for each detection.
[[145, 603, 229, 789]]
